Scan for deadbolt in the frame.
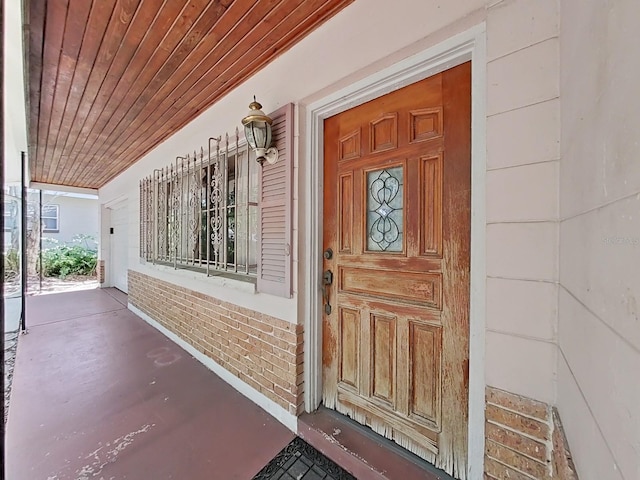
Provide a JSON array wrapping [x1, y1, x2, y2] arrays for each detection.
[[323, 248, 333, 260]]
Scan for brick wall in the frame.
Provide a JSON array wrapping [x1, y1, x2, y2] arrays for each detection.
[[485, 387, 578, 480], [485, 387, 552, 479], [551, 408, 578, 480], [97, 260, 105, 284], [128, 270, 304, 415]]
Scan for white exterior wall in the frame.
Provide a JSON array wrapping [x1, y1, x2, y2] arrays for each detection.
[[484, 0, 560, 404], [41, 194, 99, 248], [558, 1, 640, 479], [3, 0, 28, 183]]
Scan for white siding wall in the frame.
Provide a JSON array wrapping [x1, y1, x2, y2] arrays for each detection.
[[558, 1, 640, 479], [41, 194, 99, 248], [484, 0, 560, 404]]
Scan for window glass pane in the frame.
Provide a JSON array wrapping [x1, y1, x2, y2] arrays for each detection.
[[158, 181, 169, 260], [249, 150, 259, 204], [42, 205, 58, 217], [149, 139, 256, 276], [3, 200, 18, 231], [249, 206, 258, 274], [3, 215, 14, 231], [234, 149, 259, 273], [234, 208, 259, 271], [235, 208, 247, 269], [366, 166, 404, 252], [236, 150, 248, 206], [179, 174, 189, 261], [227, 155, 236, 266], [43, 218, 57, 230]]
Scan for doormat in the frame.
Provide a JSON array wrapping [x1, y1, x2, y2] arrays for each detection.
[[253, 436, 356, 480]]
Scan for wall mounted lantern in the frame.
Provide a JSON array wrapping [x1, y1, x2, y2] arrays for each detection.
[[241, 97, 278, 165]]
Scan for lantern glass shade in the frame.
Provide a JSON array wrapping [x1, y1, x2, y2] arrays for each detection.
[[244, 120, 272, 150], [241, 98, 279, 165]]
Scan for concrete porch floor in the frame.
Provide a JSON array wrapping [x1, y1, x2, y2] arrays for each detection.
[[6, 288, 295, 480]]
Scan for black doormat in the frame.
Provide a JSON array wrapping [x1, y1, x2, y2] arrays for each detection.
[[253, 437, 357, 480]]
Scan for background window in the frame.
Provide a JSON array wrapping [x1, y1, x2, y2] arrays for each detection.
[[3, 200, 18, 231], [42, 204, 59, 232]]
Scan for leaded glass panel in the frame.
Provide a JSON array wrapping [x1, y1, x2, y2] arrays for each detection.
[[366, 166, 403, 252]]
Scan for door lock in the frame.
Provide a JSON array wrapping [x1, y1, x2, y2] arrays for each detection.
[[323, 248, 333, 260]]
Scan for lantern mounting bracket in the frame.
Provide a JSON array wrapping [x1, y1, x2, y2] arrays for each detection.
[[255, 147, 279, 165]]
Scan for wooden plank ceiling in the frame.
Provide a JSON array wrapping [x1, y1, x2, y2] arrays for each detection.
[[27, 0, 353, 189]]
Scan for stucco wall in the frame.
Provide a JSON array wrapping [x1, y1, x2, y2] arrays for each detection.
[[558, 1, 640, 479]]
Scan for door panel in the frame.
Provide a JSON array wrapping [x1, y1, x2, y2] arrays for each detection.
[[322, 63, 471, 479], [371, 313, 396, 404], [421, 153, 443, 256], [110, 203, 128, 293], [338, 173, 353, 253], [409, 321, 441, 426], [339, 307, 360, 389]]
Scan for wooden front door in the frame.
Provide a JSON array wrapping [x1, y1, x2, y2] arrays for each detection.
[[322, 62, 471, 478]]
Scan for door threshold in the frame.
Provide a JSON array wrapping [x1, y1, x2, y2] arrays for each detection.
[[298, 406, 456, 480]]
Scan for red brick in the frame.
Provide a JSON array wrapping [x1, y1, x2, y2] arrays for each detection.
[[486, 404, 550, 441], [485, 440, 549, 479], [487, 386, 549, 421], [485, 422, 547, 462], [552, 408, 579, 480], [484, 457, 534, 480]]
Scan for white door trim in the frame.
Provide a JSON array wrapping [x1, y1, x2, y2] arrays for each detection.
[[302, 24, 487, 478]]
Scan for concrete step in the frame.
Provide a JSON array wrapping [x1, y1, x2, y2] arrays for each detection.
[[298, 406, 455, 480]]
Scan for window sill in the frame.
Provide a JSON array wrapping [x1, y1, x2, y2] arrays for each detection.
[[142, 259, 257, 294]]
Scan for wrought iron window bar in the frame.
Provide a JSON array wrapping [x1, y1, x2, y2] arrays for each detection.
[[140, 129, 258, 277]]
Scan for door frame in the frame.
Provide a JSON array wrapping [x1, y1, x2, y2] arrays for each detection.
[[302, 24, 487, 477]]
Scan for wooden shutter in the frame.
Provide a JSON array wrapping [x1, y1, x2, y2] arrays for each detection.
[[257, 103, 293, 297]]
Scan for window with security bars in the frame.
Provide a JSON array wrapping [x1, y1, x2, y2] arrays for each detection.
[[140, 130, 259, 278], [139, 103, 293, 297]]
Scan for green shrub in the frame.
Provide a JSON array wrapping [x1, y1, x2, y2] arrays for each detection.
[[42, 244, 97, 278]]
